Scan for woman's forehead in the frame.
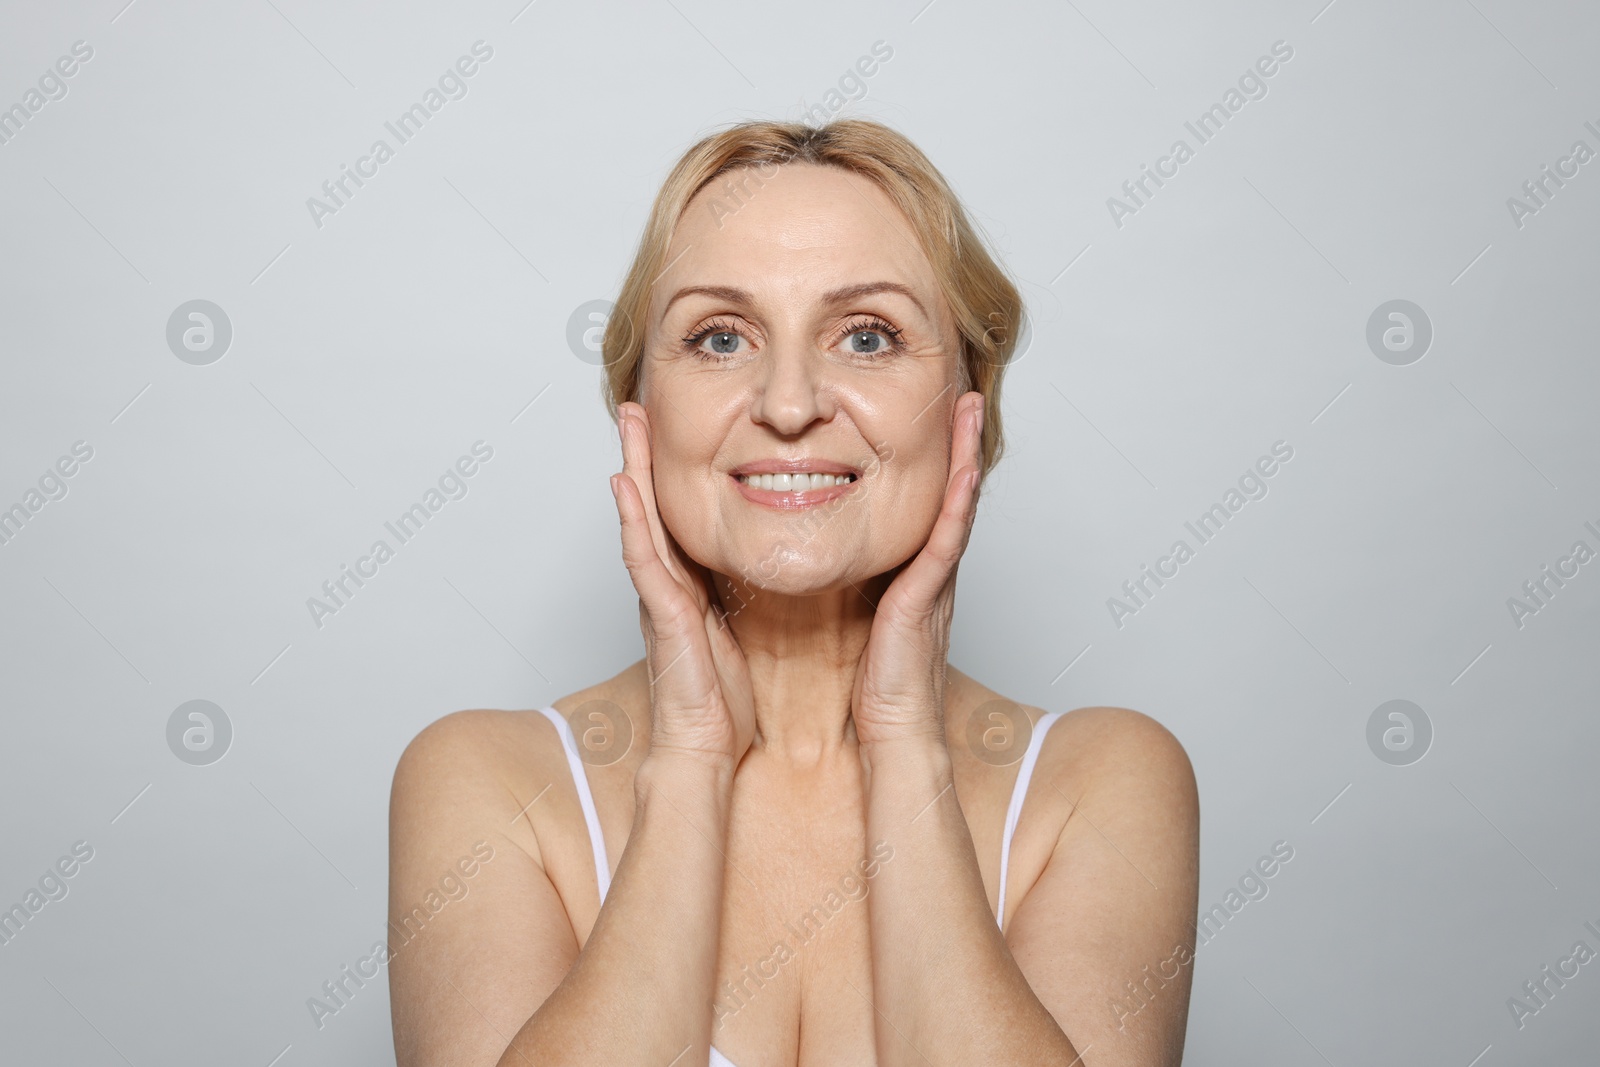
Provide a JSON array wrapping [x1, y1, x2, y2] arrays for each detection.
[[656, 170, 942, 320]]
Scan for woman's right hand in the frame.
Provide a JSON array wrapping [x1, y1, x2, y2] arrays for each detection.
[[610, 401, 756, 768]]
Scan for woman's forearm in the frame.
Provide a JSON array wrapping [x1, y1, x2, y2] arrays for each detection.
[[495, 752, 733, 1066], [862, 738, 1082, 1066]]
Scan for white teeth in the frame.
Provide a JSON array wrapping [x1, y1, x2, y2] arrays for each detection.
[[737, 472, 855, 490]]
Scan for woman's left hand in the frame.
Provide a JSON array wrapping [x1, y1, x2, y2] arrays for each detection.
[[851, 390, 986, 752]]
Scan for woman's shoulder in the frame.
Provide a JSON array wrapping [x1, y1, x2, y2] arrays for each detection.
[[388, 709, 572, 866], [390, 682, 644, 885], [1023, 705, 1197, 841], [391, 665, 654, 856], [396, 663, 651, 774], [948, 671, 1193, 790], [1049, 704, 1191, 762], [393, 705, 561, 787]]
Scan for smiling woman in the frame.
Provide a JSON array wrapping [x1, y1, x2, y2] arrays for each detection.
[[387, 118, 1200, 1067]]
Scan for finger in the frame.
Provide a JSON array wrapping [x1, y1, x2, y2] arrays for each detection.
[[948, 392, 985, 496], [611, 472, 698, 634], [621, 403, 712, 605], [887, 406, 984, 616], [905, 462, 981, 600], [617, 403, 685, 586], [932, 393, 983, 529]]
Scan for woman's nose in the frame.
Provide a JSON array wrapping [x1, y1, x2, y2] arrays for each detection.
[[750, 343, 830, 435]]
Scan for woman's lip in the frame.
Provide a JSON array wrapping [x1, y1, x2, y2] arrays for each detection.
[[729, 472, 859, 509]]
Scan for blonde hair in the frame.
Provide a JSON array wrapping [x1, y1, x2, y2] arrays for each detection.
[[600, 118, 1024, 480]]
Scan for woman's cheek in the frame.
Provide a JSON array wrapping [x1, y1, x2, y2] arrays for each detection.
[[659, 469, 722, 563]]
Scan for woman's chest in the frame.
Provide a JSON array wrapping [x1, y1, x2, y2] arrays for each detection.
[[707, 804, 885, 1066], [547, 745, 1049, 1065]]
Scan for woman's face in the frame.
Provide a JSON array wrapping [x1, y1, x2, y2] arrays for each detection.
[[636, 161, 976, 597]]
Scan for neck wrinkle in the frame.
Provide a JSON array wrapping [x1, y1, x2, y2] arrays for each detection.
[[712, 569, 887, 764]]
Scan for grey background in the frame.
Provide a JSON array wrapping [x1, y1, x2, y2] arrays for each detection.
[[2, 0, 1596, 1063]]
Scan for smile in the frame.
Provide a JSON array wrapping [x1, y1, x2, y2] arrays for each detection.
[[735, 472, 855, 490], [728, 466, 861, 509]]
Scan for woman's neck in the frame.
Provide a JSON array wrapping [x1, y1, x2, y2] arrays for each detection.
[[711, 572, 889, 765]]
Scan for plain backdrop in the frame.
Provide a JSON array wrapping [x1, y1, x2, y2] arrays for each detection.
[[1, 0, 1597, 1064]]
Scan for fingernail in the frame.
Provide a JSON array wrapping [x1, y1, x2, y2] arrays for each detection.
[[609, 474, 620, 499]]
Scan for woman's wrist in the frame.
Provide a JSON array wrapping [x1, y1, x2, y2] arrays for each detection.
[[634, 746, 736, 804], [859, 731, 952, 783]]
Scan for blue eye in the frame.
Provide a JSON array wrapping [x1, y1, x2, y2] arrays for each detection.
[[838, 317, 904, 358], [677, 315, 906, 362], [847, 329, 888, 354], [705, 331, 741, 355], [680, 318, 748, 361]]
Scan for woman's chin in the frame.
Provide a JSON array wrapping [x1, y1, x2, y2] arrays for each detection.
[[712, 552, 884, 601]]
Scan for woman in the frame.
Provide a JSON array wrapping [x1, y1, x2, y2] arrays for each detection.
[[389, 119, 1199, 1066]]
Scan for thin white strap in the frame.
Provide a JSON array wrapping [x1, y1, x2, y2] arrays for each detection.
[[534, 706, 611, 904], [996, 711, 1067, 931], [541, 702, 735, 1067]]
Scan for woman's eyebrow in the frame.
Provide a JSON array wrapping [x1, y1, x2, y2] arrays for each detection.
[[661, 281, 929, 319]]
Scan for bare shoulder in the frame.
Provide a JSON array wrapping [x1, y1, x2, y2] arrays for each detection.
[[1028, 706, 1198, 834], [389, 707, 574, 870], [393, 661, 646, 791], [393, 707, 566, 788], [981, 702, 1200, 1065], [386, 705, 606, 1067], [1048, 705, 1196, 785], [391, 661, 652, 867], [397, 706, 542, 760], [948, 669, 1192, 786]]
